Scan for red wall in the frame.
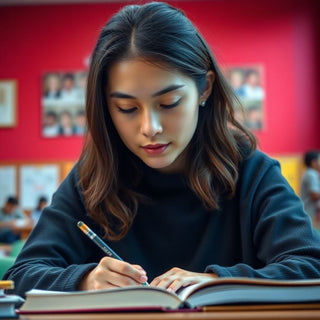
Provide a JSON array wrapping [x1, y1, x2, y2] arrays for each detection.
[[0, 0, 319, 162]]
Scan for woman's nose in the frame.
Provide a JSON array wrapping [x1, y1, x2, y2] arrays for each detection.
[[140, 109, 163, 137]]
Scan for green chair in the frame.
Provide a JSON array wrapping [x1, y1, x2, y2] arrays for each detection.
[[0, 256, 16, 279], [9, 239, 25, 257]]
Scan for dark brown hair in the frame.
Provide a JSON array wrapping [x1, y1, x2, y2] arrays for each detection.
[[78, 2, 257, 240]]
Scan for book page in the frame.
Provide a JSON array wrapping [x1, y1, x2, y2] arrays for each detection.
[[177, 283, 204, 301], [21, 286, 184, 312]]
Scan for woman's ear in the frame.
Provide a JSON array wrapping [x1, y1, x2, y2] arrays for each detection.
[[199, 71, 215, 105]]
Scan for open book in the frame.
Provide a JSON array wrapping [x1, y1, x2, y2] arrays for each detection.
[[19, 277, 320, 314]]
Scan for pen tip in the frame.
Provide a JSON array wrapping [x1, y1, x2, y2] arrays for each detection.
[[77, 221, 83, 227]]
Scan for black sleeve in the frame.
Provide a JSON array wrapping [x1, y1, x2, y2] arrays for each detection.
[[3, 166, 104, 297], [206, 154, 320, 279]]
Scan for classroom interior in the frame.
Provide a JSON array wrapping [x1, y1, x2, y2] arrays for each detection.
[[1, 3, 320, 318], [0, 0, 319, 221]]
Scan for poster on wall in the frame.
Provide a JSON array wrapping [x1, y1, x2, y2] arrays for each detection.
[[0, 166, 17, 207], [41, 71, 87, 137], [20, 165, 59, 210], [0, 80, 17, 127], [224, 65, 265, 131]]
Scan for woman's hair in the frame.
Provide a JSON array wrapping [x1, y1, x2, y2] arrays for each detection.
[[78, 1, 257, 240]]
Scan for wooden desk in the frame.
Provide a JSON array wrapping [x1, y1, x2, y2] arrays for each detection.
[[17, 305, 320, 320], [11, 221, 33, 240]]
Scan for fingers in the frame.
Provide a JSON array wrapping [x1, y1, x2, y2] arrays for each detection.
[[79, 257, 148, 291], [151, 267, 194, 292], [79, 261, 217, 293], [105, 258, 148, 286], [150, 268, 217, 292]]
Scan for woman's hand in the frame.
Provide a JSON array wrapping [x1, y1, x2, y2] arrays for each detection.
[[79, 257, 148, 290], [150, 267, 217, 292]]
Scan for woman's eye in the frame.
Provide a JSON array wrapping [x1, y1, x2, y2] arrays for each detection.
[[117, 106, 137, 114], [160, 98, 181, 109]]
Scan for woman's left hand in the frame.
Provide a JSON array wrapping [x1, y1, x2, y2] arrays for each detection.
[[150, 267, 218, 292]]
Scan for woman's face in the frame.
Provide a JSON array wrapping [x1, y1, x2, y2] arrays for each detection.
[[106, 58, 201, 173]]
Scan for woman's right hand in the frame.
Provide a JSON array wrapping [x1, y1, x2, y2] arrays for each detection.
[[79, 257, 148, 290]]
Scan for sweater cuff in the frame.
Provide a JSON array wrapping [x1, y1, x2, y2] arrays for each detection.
[[63, 263, 98, 291], [205, 264, 233, 277]]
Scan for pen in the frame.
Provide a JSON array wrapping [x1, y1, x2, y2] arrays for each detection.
[[77, 221, 149, 286]]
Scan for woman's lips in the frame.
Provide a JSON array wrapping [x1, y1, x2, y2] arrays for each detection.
[[142, 143, 170, 155]]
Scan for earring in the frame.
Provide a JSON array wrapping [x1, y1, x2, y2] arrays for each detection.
[[200, 100, 206, 107]]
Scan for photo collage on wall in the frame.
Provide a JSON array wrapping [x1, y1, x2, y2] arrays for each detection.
[[224, 65, 265, 131], [41, 71, 88, 137]]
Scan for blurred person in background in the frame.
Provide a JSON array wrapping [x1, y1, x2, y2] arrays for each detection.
[[0, 196, 28, 244], [245, 105, 263, 130], [59, 110, 76, 136], [227, 68, 245, 98], [31, 196, 48, 226], [242, 69, 264, 100], [60, 73, 79, 104], [42, 73, 62, 107], [43, 111, 60, 137], [74, 110, 86, 135], [300, 150, 320, 228]]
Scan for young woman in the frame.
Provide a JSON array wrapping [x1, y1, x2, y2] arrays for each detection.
[[5, 2, 320, 297]]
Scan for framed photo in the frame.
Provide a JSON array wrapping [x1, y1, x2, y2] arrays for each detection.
[[0, 80, 17, 127], [224, 65, 265, 131], [41, 71, 87, 137]]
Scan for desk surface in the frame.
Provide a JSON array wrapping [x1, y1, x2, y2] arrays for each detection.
[[11, 222, 33, 240], [17, 307, 320, 320]]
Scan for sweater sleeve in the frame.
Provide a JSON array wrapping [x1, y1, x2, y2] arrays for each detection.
[[3, 166, 102, 297], [206, 153, 320, 279]]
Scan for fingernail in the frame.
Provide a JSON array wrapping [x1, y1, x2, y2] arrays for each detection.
[[140, 275, 148, 282]]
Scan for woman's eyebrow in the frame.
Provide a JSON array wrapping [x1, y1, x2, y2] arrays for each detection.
[[109, 84, 185, 99], [151, 84, 185, 97], [109, 92, 135, 99]]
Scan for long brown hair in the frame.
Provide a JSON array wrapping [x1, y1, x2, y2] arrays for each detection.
[[78, 2, 257, 240]]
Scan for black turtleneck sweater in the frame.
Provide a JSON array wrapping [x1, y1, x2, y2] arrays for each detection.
[[4, 150, 320, 297]]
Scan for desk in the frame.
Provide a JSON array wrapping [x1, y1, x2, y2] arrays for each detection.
[[0, 243, 12, 255], [17, 306, 320, 320], [11, 222, 33, 240]]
